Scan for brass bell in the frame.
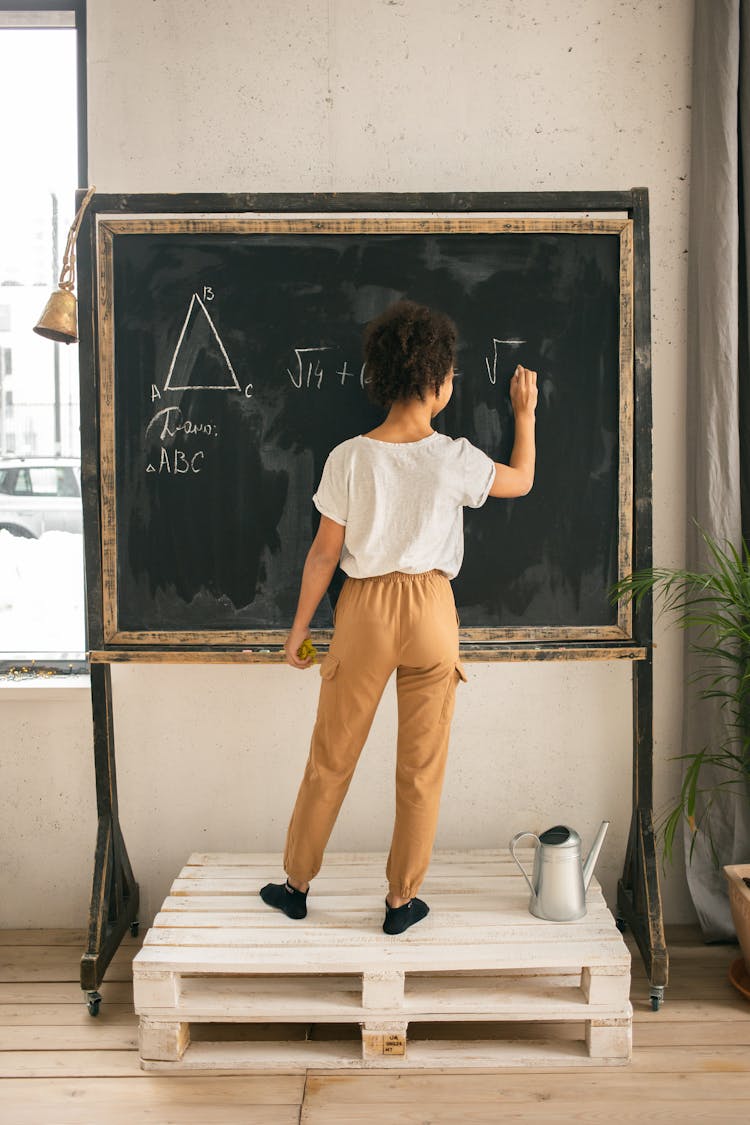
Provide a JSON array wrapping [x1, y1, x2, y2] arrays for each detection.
[[34, 285, 78, 344], [33, 184, 96, 346]]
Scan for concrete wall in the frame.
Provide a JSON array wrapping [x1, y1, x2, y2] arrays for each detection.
[[2, 0, 696, 927]]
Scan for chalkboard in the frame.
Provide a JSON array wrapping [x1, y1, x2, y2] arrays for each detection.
[[94, 213, 633, 646]]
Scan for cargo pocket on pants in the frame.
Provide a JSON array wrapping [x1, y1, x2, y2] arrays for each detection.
[[319, 653, 340, 680], [439, 660, 468, 724], [316, 651, 340, 717]]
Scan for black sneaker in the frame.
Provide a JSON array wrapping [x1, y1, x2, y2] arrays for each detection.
[[383, 896, 429, 935], [259, 879, 308, 920]]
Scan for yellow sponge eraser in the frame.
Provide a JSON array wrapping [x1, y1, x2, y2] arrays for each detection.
[[297, 638, 318, 663]]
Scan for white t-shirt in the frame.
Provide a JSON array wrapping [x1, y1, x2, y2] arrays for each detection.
[[311, 431, 496, 580]]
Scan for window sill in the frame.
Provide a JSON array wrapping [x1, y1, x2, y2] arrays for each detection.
[[0, 675, 91, 700]]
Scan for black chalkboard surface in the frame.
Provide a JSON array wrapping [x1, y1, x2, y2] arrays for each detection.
[[95, 213, 633, 645]]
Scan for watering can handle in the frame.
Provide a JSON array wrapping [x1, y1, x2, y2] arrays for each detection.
[[509, 831, 541, 898]]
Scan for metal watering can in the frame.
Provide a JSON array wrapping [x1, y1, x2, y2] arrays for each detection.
[[509, 821, 609, 921]]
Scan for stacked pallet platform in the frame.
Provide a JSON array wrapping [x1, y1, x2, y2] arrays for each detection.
[[132, 849, 632, 1071]]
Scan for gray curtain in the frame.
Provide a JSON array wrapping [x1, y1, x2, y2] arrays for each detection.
[[684, 0, 750, 940]]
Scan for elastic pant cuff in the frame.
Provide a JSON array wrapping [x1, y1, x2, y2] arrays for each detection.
[[285, 872, 313, 886]]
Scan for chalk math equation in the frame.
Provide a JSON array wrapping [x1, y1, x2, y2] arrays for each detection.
[[143, 289, 524, 475]]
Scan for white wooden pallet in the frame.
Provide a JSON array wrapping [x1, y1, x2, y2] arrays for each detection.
[[132, 849, 632, 1071]]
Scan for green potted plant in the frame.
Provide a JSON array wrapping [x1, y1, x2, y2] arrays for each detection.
[[610, 527, 750, 978]]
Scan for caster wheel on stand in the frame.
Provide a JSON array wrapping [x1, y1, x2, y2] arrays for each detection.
[[649, 986, 664, 1012], [86, 990, 102, 1017]]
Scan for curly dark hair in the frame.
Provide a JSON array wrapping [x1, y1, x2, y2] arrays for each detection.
[[362, 299, 457, 408]]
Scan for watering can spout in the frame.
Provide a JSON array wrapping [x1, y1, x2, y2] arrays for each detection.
[[582, 821, 609, 891]]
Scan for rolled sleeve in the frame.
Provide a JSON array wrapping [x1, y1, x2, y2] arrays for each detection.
[[456, 437, 496, 508], [312, 450, 348, 525]]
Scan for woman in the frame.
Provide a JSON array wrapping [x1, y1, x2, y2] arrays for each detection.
[[261, 299, 537, 934]]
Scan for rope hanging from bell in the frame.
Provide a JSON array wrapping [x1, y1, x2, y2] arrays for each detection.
[[34, 185, 96, 344]]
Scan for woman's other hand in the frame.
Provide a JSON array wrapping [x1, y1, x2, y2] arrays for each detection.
[[510, 364, 538, 417], [284, 624, 315, 669]]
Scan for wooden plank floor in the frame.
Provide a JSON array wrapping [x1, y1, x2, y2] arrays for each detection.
[[0, 925, 748, 1123]]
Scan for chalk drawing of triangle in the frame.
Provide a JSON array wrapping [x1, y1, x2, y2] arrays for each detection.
[[164, 292, 241, 391]]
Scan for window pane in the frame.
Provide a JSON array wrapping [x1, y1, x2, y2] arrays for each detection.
[[0, 27, 84, 660], [27, 467, 59, 495], [14, 469, 31, 495]]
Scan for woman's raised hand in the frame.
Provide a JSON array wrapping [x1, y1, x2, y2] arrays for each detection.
[[510, 365, 538, 417]]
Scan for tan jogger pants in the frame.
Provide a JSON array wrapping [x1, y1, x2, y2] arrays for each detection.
[[283, 569, 467, 899]]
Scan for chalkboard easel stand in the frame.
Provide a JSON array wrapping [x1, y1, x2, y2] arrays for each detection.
[[616, 189, 670, 1008], [617, 652, 668, 1009], [80, 664, 139, 1017], [613, 189, 667, 1010], [74, 189, 667, 1012]]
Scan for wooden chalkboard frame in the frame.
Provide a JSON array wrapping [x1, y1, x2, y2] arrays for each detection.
[[90, 207, 635, 653], [78, 191, 667, 1014]]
